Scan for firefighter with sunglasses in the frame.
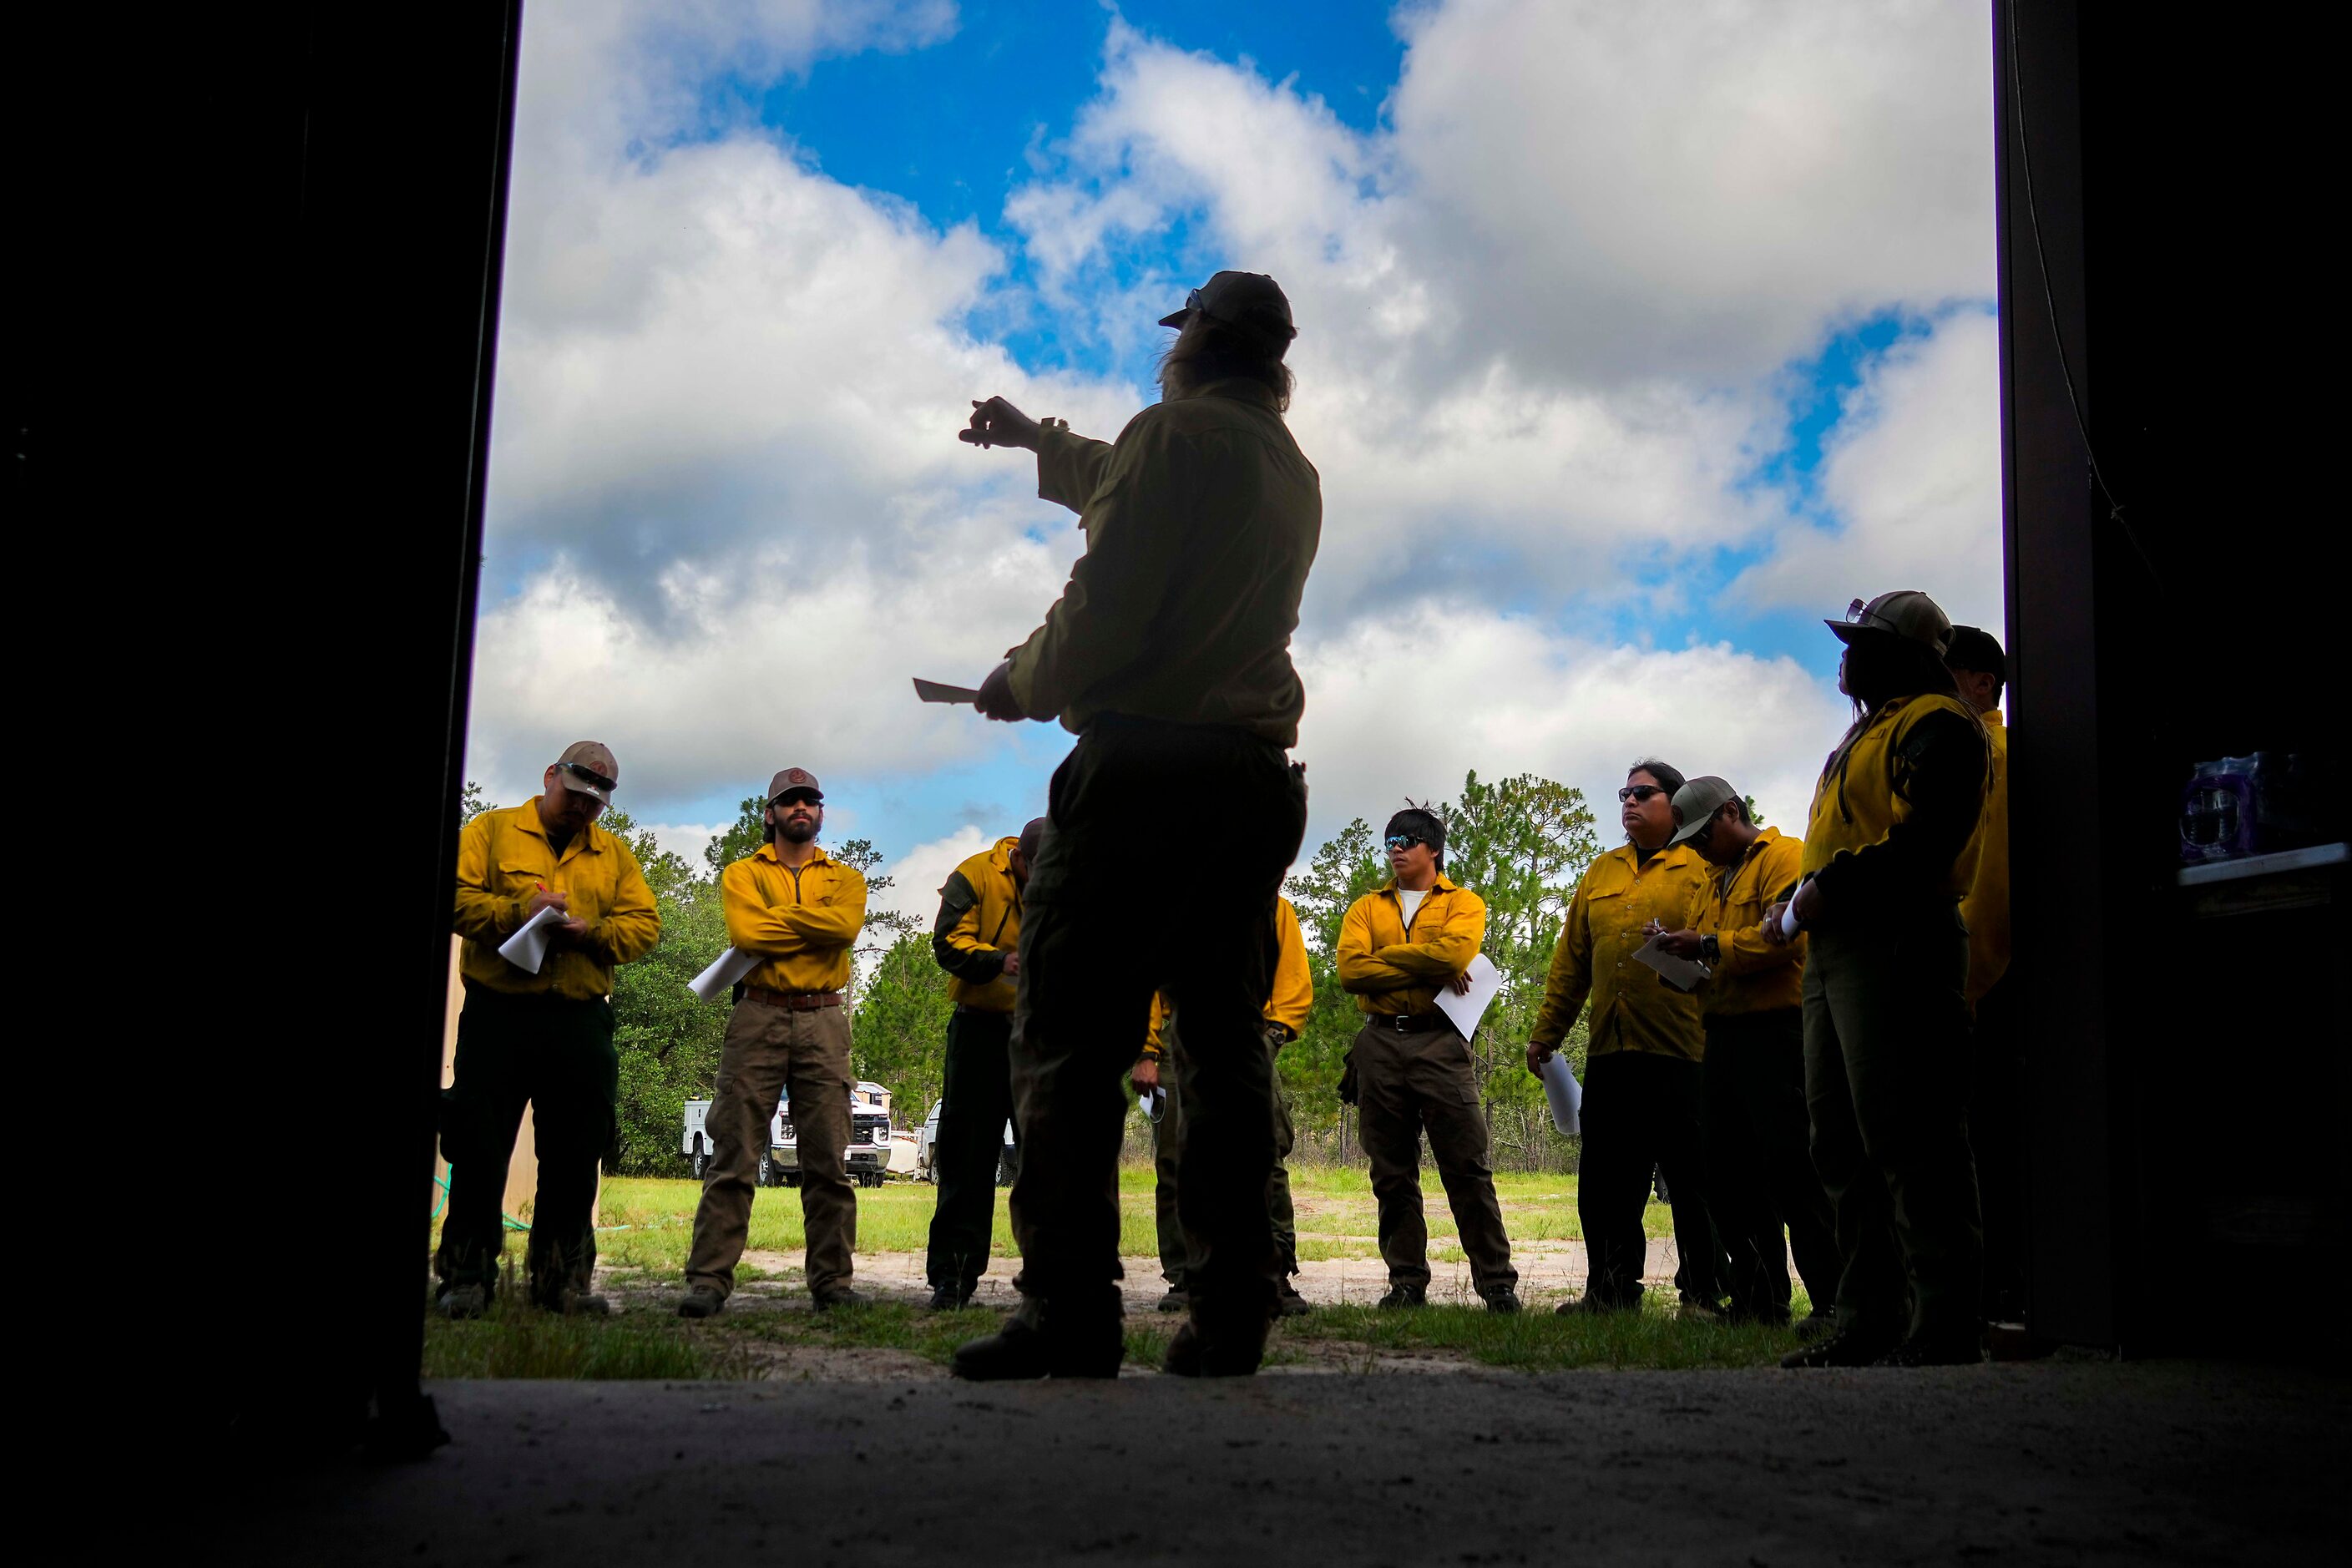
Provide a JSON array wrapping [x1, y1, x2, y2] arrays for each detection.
[[440, 742, 660, 1318], [1336, 807, 1521, 1313], [1527, 759, 1718, 1317], [1773, 591, 1990, 1369]]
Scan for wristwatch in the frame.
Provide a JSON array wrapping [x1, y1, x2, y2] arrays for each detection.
[[1701, 934, 1721, 967]]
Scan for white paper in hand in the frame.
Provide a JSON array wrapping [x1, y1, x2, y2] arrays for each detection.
[[1778, 903, 1803, 943], [496, 905, 567, 975], [1139, 1085, 1167, 1123], [1434, 953, 1503, 1039], [1631, 934, 1710, 993], [688, 947, 761, 1003], [913, 678, 984, 705], [1540, 1051, 1583, 1136]]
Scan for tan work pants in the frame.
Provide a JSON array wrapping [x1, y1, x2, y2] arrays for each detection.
[[685, 999, 857, 1298], [1354, 1019, 1518, 1296]]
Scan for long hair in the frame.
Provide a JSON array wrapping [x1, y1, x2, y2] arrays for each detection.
[[1158, 315, 1295, 410], [1819, 633, 1985, 821]]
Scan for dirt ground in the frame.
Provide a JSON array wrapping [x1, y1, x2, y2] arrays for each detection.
[[225, 1358, 2344, 1566], [716, 1238, 1671, 1315]]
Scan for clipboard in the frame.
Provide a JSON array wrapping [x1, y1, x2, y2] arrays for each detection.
[[913, 677, 984, 705]]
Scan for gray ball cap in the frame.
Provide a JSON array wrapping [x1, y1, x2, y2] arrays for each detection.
[[1158, 270, 1297, 341], [554, 741, 618, 806], [1828, 589, 1953, 655], [1668, 776, 1740, 847]]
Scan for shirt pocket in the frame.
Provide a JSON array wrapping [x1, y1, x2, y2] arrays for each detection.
[[495, 860, 552, 898]]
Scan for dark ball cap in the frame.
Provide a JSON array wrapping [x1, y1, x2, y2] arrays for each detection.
[[1159, 270, 1297, 344], [1385, 807, 1444, 853], [1016, 817, 1049, 864], [1944, 625, 2006, 679]]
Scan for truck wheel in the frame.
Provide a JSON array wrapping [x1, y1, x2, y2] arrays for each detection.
[[757, 1151, 776, 1188], [691, 1150, 710, 1181]]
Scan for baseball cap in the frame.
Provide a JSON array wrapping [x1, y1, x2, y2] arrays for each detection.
[[1668, 776, 1739, 846], [1017, 816, 1049, 864], [767, 766, 823, 804], [1828, 590, 1953, 655], [1944, 625, 2007, 678], [1385, 807, 1444, 854], [554, 741, 618, 805], [1158, 270, 1297, 344]]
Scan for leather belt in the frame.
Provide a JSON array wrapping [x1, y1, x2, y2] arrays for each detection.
[[1382, 1011, 1452, 1034], [744, 987, 843, 1011]]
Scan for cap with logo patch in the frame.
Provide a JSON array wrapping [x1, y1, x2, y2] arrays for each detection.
[[1828, 589, 1953, 655], [554, 741, 619, 806], [1668, 776, 1740, 847], [767, 767, 822, 805]]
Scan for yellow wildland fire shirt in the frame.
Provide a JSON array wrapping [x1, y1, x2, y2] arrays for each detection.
[[1530, 843, 1711, 1062], [720, 842, 867, 995], [1146, 896, 1314, 1054], [931, 837, 1024, 1013], [453, 802, 660, 1000], [1695, 827, 1808, 1019], [1337, 876, 1486, 1019], [1801, 694, 1990, 917], [1960, 710, 2011, 1005], [1010, 381, 1322, 746]]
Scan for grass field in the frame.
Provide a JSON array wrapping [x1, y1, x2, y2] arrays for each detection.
[[477, 1166, 1682, 1283], [424, 1164, 1808, 1378]]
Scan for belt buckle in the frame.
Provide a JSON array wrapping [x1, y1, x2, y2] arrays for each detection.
[[1392, 1014, 1412, 1033]]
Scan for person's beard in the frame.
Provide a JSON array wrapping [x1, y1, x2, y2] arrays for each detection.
[[777, 813, 820, 844]]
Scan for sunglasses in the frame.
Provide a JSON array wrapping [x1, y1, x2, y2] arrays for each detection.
[[1384, 833, 1428, 852], [1617, 785, 1667, 803], [770, 793, 821, 810], [559, 761, 617, 795]]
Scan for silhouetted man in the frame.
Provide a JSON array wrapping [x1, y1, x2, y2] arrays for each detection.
[[953, 271, 1318, 1378]]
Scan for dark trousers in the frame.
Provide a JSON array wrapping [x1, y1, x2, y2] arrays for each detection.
[[1577, 1050, 1712, 1309], [1355, 1020, 1518, 1296], [926, 1006, 1016, 1294], [1008, 719, 1308, 1335], [433, 984, 618, 1305], [1702, 1008, 1840, 1321], [1970, 973, 2027, 1322], [1152, 1020, 1300, 1292], [1803, 913, 1983, 1347]]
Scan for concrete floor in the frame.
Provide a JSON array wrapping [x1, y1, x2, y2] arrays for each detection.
[[228, 1358, 2340, 1565]]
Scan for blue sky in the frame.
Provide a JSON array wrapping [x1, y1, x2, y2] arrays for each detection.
[[468, 0, 2002, 914]]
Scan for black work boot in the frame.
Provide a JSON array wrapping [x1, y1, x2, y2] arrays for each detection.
[[953, 1297, 1124, 1381], [1484, 1288, 1523, 1314], [926, 1285, 971, 1312], [1166, 1292, 1273, 1378], [1874, 1329, 1984, 1368], [1376, 1282, 1426, 1311], [812, 1286, 870, 1313], [676, 1286, 726, 1320], [1273, 1279, 1313, 1318], [1781, 1326, 1895, 1368], [435, 1284, 488, 1321], [1154, 1287, 1188, 1313]]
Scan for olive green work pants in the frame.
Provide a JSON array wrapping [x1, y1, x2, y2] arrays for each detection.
[[1354, 1019, 1518, 1297], [685, 999, 857, 1299], [1151, 1019, 1299, 1292], [1803, 912, 1983, 1348]]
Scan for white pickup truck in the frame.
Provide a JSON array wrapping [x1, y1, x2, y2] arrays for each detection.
[[683, 1081, 896, 1188]]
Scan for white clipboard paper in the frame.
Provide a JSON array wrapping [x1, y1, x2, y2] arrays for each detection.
[[1540, 1051, 1583, 1136], [1631, 934, 1710, 994], [496, 905, 566, 975], [688, 947, 761, 1003], [1434, 953, 1503, 1039], [913, 677, 984, 705]]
